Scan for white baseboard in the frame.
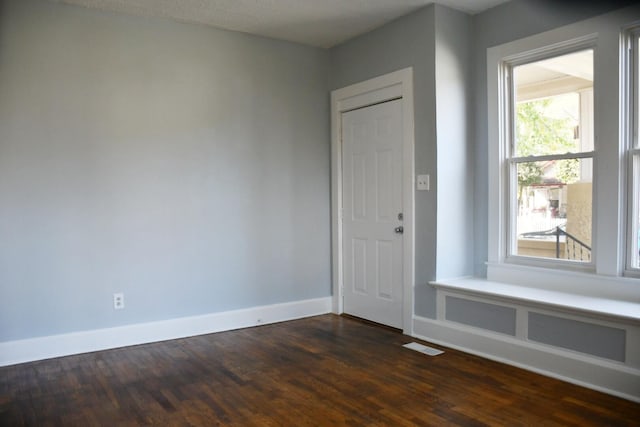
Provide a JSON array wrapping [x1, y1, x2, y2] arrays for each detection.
[[0, 297, 332, 367], [413, 316, 640, 403]]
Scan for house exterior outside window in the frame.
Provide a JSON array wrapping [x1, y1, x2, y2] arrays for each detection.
[[510, 50, 594, 264]]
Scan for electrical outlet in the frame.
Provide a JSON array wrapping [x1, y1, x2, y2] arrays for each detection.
[[416, 174, 430, 191], [113, 293, 124, 310]]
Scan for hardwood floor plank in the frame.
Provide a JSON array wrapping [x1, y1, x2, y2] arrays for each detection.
[[1, 314, 639, 426]]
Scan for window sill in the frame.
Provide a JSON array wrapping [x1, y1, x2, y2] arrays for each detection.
[[430, 277, 640, 323]]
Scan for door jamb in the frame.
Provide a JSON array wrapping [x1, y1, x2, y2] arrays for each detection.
[[330, 68, 415, 335]]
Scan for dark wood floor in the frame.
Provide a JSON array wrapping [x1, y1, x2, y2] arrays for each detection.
[[1, 314, 638, 426]]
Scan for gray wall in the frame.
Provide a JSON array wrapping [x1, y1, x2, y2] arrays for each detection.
[[330, 5, 475, 318], [434, 5, 474, 280], [471, 0, 637, 276], [329, 7, 439, 317], [0, 0, 331, 342], [1, 0, 634, 344]]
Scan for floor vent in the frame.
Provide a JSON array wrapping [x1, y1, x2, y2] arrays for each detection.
[[403, 342, 444, 356]]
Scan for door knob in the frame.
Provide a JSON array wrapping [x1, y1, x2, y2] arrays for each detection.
[[394, 226, 404, 234]]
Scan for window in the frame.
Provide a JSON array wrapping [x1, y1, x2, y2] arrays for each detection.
[[487, 10, 640, 291], [627, 28, 640, 272], [509, 50, 594, 263]]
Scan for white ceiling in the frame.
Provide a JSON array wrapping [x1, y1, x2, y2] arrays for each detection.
[[50, 0, 511, 48]]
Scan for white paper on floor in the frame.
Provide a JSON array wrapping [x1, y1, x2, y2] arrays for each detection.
[[402, 342, 444, 356]]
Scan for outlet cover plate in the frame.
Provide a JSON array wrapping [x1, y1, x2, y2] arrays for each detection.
[[417, 174, 430, 191], [113, 293, 124, 310]]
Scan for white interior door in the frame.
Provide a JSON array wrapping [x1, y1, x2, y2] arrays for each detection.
[[342, 99, 404, 329]]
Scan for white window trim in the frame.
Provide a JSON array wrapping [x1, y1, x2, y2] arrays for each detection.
[[487, 6, 640, 299]]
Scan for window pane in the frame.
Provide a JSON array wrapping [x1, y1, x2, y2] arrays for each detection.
[[634, 36, 640, 268], [637, 35, 640, 150], [513, 50, 593, 157], [514, 158, 592, 262], [633, 155, 640, 269]]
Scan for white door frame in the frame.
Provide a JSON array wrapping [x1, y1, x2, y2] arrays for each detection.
[[331, 68, 415, 335]]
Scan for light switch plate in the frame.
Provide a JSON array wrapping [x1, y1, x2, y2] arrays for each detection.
[[417, 174, 430, 191]]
